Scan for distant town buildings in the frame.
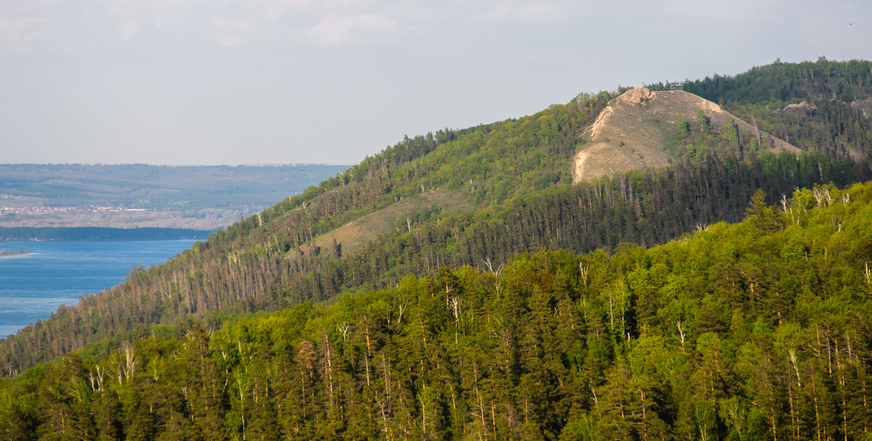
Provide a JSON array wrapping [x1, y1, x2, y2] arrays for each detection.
[[0, 203, 148, 216]]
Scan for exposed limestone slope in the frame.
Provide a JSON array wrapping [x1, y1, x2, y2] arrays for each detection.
[[573, 89, 800, 182]]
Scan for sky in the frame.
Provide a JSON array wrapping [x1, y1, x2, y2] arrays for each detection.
[[0, 0, 870, 166]]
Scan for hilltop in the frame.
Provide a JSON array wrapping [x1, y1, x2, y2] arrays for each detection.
[[573, 88, 799, 181]]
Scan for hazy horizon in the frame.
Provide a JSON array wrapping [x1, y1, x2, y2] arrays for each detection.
[[0, 162, 351, 166]]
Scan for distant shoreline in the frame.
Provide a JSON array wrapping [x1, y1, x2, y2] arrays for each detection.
[[0, 227, 214, 242], [0, 249, 28, 257]]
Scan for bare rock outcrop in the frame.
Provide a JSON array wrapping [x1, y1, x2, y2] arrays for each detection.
[[572, 89, 800, 183]]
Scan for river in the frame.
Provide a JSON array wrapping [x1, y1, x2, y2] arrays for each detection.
[[0, 240, 197, 337]]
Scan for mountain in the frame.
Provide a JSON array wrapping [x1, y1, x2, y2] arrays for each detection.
[[1, 59, 872, 376]]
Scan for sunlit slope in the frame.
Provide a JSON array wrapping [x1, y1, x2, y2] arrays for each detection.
[[573, 88, 799, 181], [307, 188, 476, 256]]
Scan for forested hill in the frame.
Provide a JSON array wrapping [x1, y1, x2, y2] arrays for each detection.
[[2, 59, 872, 375], [682, 57, 872, 105], [1, 181, 870, 440], [0, 90, 613, 372], [681, 58, 872, 160]]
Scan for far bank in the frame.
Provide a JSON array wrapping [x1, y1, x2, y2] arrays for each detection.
[[0, 226, 214, 242]]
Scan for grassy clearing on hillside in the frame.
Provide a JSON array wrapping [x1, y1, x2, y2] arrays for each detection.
[[308, 188, 476, 256]]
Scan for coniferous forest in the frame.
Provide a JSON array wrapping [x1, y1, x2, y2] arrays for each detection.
[[2, 58, 872, 440], [2, 183, 872, 440]]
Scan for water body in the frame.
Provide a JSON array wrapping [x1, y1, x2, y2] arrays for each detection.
[[0, 240, 197, 337]]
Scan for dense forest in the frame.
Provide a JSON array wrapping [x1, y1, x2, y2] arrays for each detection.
[[2, 146, 866, 374], [3, 59, 872, 376], [1, 181, 870, 440], [682, 58, 872, 105], [681, 58, 872, 161]]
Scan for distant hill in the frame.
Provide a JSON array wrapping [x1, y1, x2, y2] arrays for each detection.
[[0, 164, 349, 230]]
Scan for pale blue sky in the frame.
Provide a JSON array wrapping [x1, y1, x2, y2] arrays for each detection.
[[1, 0, 870, 165]]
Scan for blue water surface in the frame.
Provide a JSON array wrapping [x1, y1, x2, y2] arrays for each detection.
[[0, 240, 197, 337]]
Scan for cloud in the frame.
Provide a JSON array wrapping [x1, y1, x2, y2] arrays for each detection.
[[659, 0, 784, 21], [0, 0, 395, 52], [306, 13, 394, 46], [0, 17, 45, 52], [210, 16, 254, 46], [485, 4, 562, 21], [118, 20, 141, 41]]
